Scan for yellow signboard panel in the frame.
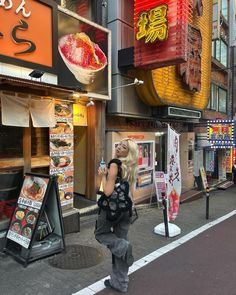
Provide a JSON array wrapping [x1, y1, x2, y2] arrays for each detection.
[[135, 0, 212, 110]]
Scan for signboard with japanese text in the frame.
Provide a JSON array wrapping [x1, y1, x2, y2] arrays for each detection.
[[57, 6, 111, 100], [154, 171, 167, 202], [199, 166, 208, 190], [49, 102, 74, 210], [73, 104, 88, 126], [7, 175, 49, 249], [167, 126, 181, 222], [5, 173, 65, 266], [178, 25, 202, 92], [0, 0, 57, 73], [134, 0, 189, 69], [207, 120, 235, 148]]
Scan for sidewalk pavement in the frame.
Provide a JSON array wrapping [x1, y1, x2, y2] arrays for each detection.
[[1, 186, 236, 295]]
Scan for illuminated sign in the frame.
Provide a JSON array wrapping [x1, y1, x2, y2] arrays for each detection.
[[207, 120, 235, 148], [134, 0, 189, 69], [136, 4, 168, 43], [0, 0, 57, 73]]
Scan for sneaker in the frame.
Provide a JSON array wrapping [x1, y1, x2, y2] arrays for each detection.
[[124, 244, 134, 267], [104, 279, 125, 293]]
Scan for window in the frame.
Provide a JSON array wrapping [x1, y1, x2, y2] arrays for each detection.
[[218, 87, 227, 113], [221, 0, 228, 21], [212, 39, 228, 67], [207, 83, 227, 113]]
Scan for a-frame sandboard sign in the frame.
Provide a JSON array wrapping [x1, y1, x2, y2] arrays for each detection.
[[4, 172, 65, 267]]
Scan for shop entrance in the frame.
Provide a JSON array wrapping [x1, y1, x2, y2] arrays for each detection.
[[74, 126, 87, 197]]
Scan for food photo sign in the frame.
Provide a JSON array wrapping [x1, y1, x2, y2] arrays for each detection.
[[49, 102, 74, 209], [57, 6, 111, 100], [7, 175, 49, 249]]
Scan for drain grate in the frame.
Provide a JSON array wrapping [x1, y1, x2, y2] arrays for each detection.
[[48, 244, 104, 270]]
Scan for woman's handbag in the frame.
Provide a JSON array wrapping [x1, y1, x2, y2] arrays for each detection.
[[97, 178, 133, 221]]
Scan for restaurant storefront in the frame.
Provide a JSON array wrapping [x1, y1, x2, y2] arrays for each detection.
[[0, 1, 111, 239]]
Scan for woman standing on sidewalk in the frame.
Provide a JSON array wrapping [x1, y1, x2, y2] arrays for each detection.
[[95, 138, 138, 293]]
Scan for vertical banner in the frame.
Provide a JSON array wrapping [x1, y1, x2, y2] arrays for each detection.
[[167, 126, 181, 221], [49, 103, 74, 209], [205, 150, 215, 172], [225, 149, 232, 173]]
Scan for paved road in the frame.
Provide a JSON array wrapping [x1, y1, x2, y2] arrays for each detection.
[[96, 212, 236, 295], [1, 185, 236, 295]]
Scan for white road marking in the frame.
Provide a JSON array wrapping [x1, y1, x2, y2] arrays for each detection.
[[72, 210, 236, 295]]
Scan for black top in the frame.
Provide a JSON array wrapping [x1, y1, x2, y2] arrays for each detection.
[[108, 158, 122, 179]]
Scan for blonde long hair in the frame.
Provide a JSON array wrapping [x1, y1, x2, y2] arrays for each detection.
[[119, 138, 138, 187]]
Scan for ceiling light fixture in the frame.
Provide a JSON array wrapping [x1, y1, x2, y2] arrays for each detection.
[[86, 99, 94, 107]]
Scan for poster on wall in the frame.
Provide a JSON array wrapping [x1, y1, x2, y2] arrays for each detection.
[[136, 141, 154, 187], [57, 6, 111, 100], [110, 132, 155, 202], [49, 102, 74, 209], [167, 125, 181, 222], [205, 150, 215, 173]]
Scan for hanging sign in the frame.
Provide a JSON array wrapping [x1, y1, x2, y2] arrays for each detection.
[[134, 0, 189, 69], [73, 104, 87, 126]]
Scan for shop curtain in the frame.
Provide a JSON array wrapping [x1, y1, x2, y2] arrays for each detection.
[[0, 94, 55, 127], [1, 94, 30, 127], [30, 99, 55, 127]]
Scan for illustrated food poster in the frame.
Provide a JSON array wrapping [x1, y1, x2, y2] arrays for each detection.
[[7, 176, 49, 249], [49, 102, 74, 209]]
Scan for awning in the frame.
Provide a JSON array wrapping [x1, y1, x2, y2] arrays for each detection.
[[0, 74, 87, 99]]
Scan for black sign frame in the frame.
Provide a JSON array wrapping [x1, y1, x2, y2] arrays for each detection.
[[4, 173, 65, 267]]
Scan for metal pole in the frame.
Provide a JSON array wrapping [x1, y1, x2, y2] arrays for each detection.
[[205, 187, 210, 220], [162, 199, 169, 237]]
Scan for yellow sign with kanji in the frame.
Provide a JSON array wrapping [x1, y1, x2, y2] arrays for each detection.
[[136, 4, 168, 43]]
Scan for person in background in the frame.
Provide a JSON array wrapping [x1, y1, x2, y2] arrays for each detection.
[[95, 138, 138, 293], [232, 160, 236, 185]]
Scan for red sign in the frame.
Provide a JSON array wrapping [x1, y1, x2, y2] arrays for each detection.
[[134, 0, 189, 69]]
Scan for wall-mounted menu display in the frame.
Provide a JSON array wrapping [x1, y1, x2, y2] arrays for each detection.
[[4, 173, 65, 266], [50, 103, 74, 209]]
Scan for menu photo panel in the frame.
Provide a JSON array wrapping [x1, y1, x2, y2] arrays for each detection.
[[50, 102, 74, 210]]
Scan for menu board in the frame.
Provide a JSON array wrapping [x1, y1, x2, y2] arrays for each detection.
[[7, 175, 49, 249], [49, 103, 74, 208], [154, 171, 167, 202], [4, 173, 65, 266]]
